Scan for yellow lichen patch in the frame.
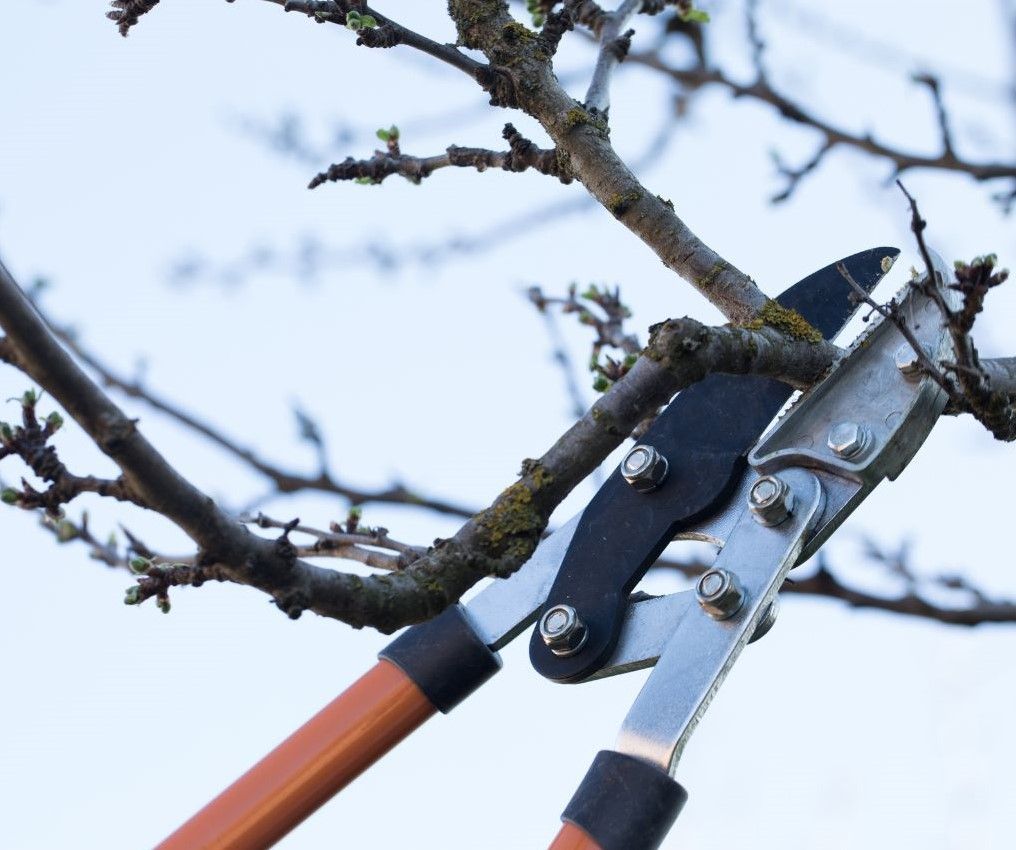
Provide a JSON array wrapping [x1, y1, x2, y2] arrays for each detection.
[[565, 106, 590, 129], [501, 21, 535, 41], [696, 261, 727, 290], [478, 481, 545, 556], [745, 299, 822, 342], [607, 189, 641, 217]]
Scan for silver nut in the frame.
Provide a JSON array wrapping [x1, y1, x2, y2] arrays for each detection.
[[695, 568, 744, 620], [538, 604, 588, 656], [894, 344, 922, 378], [620, 445, 668, 493], [747, 475, 795, 526], [827, 421, 871, 460]]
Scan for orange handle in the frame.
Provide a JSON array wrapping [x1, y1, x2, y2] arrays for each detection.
[[157, 660, 436, 850], [548, 822, 604, 850]]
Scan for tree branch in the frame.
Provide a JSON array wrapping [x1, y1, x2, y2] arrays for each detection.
[[24, 293, 475, 518], [0, 255, 840, 631], [625, 49, 1016, 206], [308, 123, 571, 188], [583, 0, 641, 115], [447, 0, 771, 322]]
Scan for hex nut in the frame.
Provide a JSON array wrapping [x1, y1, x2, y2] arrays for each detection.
[[620, 445, 669, 493], [695, 568, 745, 620], [827, 421, 871, 460], [539, 604, 588, 657], [748, 475, 795, 526]]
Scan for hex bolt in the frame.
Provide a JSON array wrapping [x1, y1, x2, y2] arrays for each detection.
[[620, 444, 669, 493], [894, 344, 922, 379], [695, 568, 744, 620], [539, 604, 588, 657], [827, 421, 871, 460], [747, 475, 795, 527]]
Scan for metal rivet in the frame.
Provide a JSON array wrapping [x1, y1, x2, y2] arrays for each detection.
[[695, 568, 744, 620], [538, 604, 588, 656], [620, 444, 668, 493], [748, 475, 795, 526], [827, 421, 871, 460]]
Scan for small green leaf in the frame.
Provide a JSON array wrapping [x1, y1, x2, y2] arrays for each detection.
[[46, 411, 64, 431], [0, 422, 13, 441], [21, 389, 38, 406], [124, 586, 142, 605], [345, 10, 362, 30], [592, 376, 611, 392], [1, 487, 20, 505], [354, 176, 375, 185], [359, 14, 377, 28]]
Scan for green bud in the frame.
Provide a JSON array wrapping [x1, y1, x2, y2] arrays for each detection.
[[21, 389, 38, 406], [129, 556, 151, 574], [623, 354, 639, 368], [345, 10, 362, 30], [157, 598, 171, 614], [55, 520, 78, 542], [592, 376, 611, 393], [360, 14, 377, 28], [1, 488, 20, 505], [679, 7, 710, 24], [0, 422, 13, 441], [124, 586, 142, 605], [46, 411, 64, 432]]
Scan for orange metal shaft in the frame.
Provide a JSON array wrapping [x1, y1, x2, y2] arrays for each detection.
[[548, 822, 604, 850], [157, 660, 436, 850]]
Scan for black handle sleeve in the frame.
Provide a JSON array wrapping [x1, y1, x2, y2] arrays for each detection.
[[378, 605, 501, 713], [562, 750, 688, 850]]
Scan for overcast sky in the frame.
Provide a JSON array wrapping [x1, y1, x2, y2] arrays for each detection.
[[2, 1, 1016, 848]]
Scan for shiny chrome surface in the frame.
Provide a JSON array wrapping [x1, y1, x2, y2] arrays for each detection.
[[539, 604, 588, 657], [614, 468, 825, 775], [621, 444, 669, 492]]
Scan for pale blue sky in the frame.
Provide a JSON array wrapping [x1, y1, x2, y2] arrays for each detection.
[[1, 2, 1015, 848]]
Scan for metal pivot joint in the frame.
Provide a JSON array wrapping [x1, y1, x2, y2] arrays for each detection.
[[695, 569, 744, 620], [621, 445, 668, 493], [747, 475, 794, 526], [539, 604, 588, 657]]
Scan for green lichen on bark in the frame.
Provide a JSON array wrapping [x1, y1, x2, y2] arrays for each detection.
[[741, 299, 822, 342], [475, 464, 554, 563], [447, 0, 507, 49], [696, 260, 727, 290], [607, 189, 641, 217]]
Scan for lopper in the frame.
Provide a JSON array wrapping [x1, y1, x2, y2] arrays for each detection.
[[156, 245, 957, 850]]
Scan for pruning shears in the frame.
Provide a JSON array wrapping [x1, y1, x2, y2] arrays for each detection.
[[156, 245, 956, 850]]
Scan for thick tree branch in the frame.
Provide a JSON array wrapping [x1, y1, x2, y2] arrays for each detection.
[[0, 255, 840, 631], [447, 0, 770, 323]]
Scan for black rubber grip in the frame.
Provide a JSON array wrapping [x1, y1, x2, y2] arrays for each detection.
[[378, 605, 501, 714], [562, 751, 688, 850]]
